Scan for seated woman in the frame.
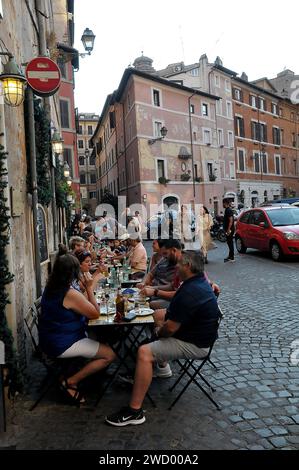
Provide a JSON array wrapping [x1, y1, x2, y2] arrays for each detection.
[[75, 250, 106, 293], [38, 246, 116, 404]]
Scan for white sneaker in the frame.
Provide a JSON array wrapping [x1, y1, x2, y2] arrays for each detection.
[[153, 363, 172, 378]]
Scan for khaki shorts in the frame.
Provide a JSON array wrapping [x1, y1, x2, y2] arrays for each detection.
[[149, 337, 209, 363], [58, 338, 99, 359]]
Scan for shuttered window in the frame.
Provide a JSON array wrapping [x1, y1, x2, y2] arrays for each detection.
[[60, 100, 70, 128]]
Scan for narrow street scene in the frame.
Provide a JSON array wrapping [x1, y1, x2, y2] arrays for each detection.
[[0, 0, 299, 459]]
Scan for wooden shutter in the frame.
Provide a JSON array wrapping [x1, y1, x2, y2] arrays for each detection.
[[240, 119, 245, 137], [251, 122, 255, 140]]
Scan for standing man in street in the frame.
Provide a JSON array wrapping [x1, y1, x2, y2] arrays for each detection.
[[223, 199, 235, 263]]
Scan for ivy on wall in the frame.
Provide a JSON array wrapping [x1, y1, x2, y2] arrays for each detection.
[[0, 138, 23, 397], [55, 155, 71, 208], [34, 100, 53, 206]]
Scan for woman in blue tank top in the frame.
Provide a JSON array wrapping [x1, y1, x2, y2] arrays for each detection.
[[39, 245, 116, 404]]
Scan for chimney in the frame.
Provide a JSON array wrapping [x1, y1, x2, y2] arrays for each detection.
[[241, 72, 248, 82]]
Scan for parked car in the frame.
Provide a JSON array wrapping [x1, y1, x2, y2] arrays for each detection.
[[262, 197, 299, 205], [235, 206, 299, 261], [291, 201, 299, 208]]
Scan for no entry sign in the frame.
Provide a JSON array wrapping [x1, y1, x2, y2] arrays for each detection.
[[26, 57, 61, 97]]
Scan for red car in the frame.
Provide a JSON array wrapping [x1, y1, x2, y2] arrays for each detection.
[[235, 206, 299, 261]]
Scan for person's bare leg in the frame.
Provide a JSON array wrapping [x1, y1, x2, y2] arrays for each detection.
[[66, 344, 116, 388], [129, 345, 154, 410], [152, 310, 167, 367]]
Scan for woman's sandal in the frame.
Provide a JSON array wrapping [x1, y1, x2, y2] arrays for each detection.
[[60, 379, 86, 406]]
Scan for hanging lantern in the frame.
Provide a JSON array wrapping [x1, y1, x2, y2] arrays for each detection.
[[0, 57, 27, 107]]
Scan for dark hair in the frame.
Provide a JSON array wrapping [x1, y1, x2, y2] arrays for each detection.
[[45, 247, 80, 296], [163, 239, 182, 250], [83, 226, 93, 234], [223, 198, 230, 205], [157, 239, 166, 248], [203, 206, 209, 215], [75, 250, 92, 264], [82, 230, 93, 240]]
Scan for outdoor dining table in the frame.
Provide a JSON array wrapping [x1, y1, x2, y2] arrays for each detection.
[[89, 307, 156, 407]]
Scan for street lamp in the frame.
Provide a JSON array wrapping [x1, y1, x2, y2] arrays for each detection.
[[81, 28, 96, 55], [63, 162, 70, 178], [67, 177, 72, 187], [0, 53, 27, 107], [51, 129, 64, 155], [148, 126, 168, 145]]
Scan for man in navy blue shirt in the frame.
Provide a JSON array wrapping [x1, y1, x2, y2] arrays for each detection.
[[106, 250, 220, 427]]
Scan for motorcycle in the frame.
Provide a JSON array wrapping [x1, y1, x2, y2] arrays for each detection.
[[210, 219, 227, 243]]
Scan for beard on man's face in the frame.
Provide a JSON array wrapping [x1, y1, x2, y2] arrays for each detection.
[[168, 254, 177, 265]]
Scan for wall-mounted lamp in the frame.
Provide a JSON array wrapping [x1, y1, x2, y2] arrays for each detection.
[[63, 162, 70, 178], [0, 53, 27, 107], [51, 129, 64, 155], [81, 28, 96, 56], [143, 194, 147, 202], [148, 126, 168, 145], [67, 178, 72, 187]]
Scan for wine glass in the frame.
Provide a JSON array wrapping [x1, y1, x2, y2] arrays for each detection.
[[105, 292, 110, 322]]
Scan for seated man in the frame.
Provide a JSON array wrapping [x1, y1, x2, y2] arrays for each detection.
[[69, 236, 85, 255], [140, 239, 183, 310], [106, 250, 220, 426], [127, 235, 147, 280]]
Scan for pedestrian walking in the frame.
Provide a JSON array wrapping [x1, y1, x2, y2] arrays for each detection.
[[223, 199, 235, 262]]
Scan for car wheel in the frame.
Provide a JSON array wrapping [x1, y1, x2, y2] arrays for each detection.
[[270, 242, 283, 262], [235, 236, 247, 254]]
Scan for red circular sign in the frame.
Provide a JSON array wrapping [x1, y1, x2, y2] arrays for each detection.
[[26, 57, 61, 97]]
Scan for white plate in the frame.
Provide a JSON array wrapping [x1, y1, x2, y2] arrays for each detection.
[[130, 308, 154, 317]]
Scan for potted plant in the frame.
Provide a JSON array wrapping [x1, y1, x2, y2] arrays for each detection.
[[158, 176, 170, 185], [209, 174, 217, 182], [195, 176, 202, 183], [180, 173, 191, 181]]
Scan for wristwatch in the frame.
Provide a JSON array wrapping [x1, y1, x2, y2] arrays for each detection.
[[154, 288, 159, 297]]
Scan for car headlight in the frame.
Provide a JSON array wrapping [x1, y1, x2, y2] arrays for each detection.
[[283, 232, 299, 240]]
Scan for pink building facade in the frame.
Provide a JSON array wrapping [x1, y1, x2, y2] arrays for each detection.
[[93, 67, 236, 216]]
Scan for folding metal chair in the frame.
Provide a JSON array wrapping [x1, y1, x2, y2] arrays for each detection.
[[168, 307, 224, 411], [24, 298, 79, 411]]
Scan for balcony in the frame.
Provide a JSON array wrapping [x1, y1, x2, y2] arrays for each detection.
[[178, 146, 192, 160]]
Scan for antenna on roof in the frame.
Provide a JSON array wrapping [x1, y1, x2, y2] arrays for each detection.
[[178, 25, 185, 62]]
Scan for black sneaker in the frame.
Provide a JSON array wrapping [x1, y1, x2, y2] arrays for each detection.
[[224, 257, 235, 263], [106, 406, 146, 426]]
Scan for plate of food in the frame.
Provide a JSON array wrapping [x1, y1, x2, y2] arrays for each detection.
[[130, 308, 154, 317]]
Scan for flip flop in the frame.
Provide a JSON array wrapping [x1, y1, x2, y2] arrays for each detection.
[[60, 379, 86, 406]]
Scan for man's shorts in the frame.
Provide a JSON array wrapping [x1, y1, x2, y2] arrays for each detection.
[[149, 337, 209, 363]]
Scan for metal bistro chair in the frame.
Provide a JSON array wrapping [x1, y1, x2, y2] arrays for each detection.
[[168, 306, 224, 411], [24, 298, 79, 411]]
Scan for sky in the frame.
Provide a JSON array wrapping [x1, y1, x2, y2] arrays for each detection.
[[74, 0, 299, 115]]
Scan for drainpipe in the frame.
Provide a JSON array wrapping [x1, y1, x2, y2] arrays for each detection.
[[121, 102, 130, 205], [188, 92, 197, 200], [36, 0, 58, 249], [27, 87, 42, 297]]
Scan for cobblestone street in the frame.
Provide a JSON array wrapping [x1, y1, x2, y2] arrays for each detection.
[[1, 242, 299, 450]]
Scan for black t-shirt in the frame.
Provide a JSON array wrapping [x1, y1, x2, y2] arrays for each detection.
[[165, 275, 220, 348], [223, 207, 234, 232]]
